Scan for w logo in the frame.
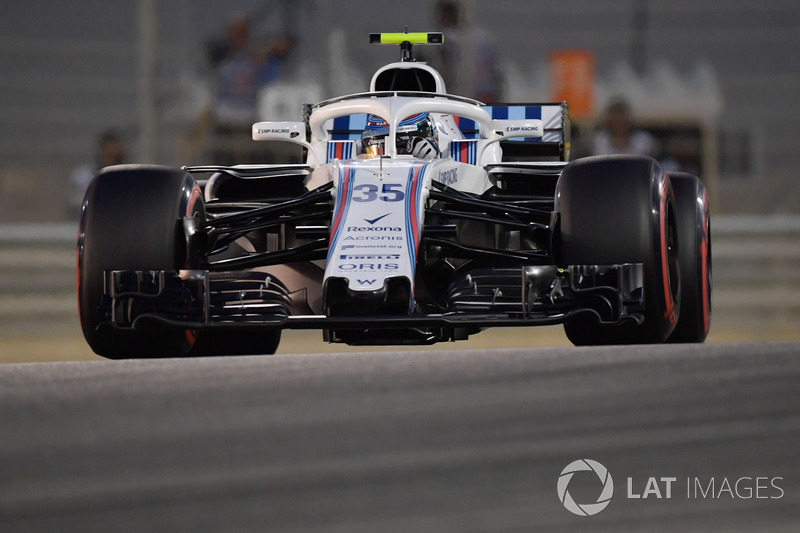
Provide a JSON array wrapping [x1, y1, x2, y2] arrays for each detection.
[[357, 279, 376, 286], [557, 459, 614, 516]]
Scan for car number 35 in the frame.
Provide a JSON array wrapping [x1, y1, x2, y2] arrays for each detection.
[[352, 183, 405, 202]]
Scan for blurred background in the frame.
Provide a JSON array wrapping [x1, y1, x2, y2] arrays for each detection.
[[1, 0, 799, 362]]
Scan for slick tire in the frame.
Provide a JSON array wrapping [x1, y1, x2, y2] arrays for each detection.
[[557, 155, 680, 345], [667, 172, 712, 343], [77, 165, 204, 358]]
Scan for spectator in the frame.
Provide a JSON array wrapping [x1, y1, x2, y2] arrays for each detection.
[[202, 15, 293, 164], [67, 129, 125, 218], [591, 97, 659, 157]]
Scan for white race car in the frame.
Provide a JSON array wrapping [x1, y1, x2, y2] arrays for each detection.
[[77, 32, 711, 357]]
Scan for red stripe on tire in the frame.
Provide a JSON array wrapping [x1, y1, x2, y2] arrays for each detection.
[[660, 174, 677, 325], [700, 188, 710, 335]]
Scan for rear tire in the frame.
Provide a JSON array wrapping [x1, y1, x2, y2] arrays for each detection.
[[77, 165, 204, 358], [667, 172, 711, 343], [557, 155, 680, 345]]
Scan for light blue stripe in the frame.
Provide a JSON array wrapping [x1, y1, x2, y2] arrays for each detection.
[[327, 166, 354, 264], [508, 106, 525, 120]]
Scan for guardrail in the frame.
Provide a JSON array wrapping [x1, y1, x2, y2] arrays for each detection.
[[0, 223, 79, 336], [1, 216, 799, 336]]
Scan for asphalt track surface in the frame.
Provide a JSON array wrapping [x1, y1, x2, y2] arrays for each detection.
[[2, 341, 799, 532]]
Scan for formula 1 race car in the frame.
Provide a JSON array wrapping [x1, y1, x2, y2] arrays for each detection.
[[77, 32, 711, 358]]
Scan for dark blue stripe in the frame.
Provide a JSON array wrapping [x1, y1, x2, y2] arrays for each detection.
[[332, 116, 350, 131], [491, 106, 508, 119], [525, 106, 542, 119], [458, 117, 478, 139]]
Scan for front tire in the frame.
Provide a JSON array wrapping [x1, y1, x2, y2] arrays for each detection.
[[77, 165, 204, 358], [557, 155, 680, 345]]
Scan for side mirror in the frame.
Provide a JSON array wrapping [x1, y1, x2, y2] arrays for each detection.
[[252, 121, 306, 141], [490, 119, 544, 139], [252, 121, 320, 164]]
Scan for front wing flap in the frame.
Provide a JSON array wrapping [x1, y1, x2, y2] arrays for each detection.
[[97, 263, 644, 343]]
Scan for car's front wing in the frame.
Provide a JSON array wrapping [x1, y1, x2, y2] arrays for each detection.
[[96, 263, 645, 345]]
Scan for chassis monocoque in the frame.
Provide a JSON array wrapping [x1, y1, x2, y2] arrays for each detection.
[[77, 33, 711, 358]]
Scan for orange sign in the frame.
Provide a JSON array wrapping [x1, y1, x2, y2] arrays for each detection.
[[549, 50, 595, 120]]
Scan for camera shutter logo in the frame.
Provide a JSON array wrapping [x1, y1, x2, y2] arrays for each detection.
[[557, 459, 614, 516]]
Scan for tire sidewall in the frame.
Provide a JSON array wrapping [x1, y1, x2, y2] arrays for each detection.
[[667, 172, 711, 342]]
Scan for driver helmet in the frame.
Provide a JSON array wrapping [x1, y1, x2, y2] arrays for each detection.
[[361, 113, 439, 157]]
